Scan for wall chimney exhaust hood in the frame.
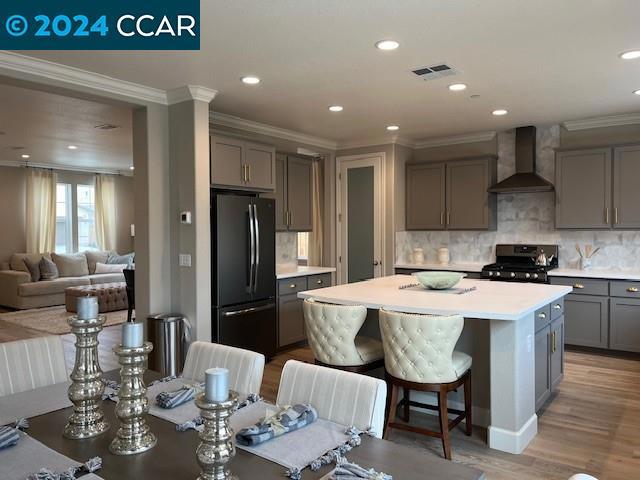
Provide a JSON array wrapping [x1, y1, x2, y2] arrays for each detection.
[[487, 126, 554, 193]]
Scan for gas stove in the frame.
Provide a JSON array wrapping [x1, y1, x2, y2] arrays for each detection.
[[481, 244, 559, 283]]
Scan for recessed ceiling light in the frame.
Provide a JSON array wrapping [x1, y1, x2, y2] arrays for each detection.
[[21, 154, 30, 159], [386, 125, 400, 131], [328, 105, 344, 112], [620, 50, 640, 60], [492, 109, 508, 116], [129, 166, 135, 171], [634, 89, 640, 96], [448, 83, 467, 91], [67, 145, 77, 150], [375, 39, 399, 51], [241, 76, 260, 85]]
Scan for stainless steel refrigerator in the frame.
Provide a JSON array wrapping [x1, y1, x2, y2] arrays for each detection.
[[211, 191, 277, 358]]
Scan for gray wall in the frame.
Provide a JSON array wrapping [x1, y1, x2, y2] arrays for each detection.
[[0, 166, 134, 263]]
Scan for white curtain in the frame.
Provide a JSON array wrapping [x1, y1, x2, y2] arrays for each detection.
[[94, 174, 117, 251], [26, 169, 57, 254], [308, 158, 324, 266]]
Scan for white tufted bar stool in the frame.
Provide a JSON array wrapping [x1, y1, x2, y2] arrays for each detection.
[[303, 298, 384, 373], [379, 308, 472, 460]]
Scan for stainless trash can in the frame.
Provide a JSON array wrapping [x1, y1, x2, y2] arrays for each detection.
[[147, 314, 188, 376]]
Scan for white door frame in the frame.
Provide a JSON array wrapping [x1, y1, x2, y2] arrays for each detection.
[[335, 152, 386, 285]]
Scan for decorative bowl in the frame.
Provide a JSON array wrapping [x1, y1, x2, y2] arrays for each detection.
[[414, 271, 466, 290]]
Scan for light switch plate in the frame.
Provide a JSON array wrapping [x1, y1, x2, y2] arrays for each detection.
[[180, 211, 192, 224], [179, 254, 192, 267]]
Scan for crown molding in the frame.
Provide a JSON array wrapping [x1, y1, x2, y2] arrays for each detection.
[[167, 85, 218, 105], [210, 111, 338, 150], [562, 112, 640, 131], [336, 135, 416, 150], [0, 51, 168, 105], [414, 131, 496, 149], [0, 159, 131, 176]]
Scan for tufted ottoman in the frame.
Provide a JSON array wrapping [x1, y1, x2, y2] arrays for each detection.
[[65, 282, 128, 313]]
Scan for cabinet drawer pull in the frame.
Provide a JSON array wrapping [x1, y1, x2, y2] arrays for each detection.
[[289, 284, 297, 289], [553, 304, 562, 310], [316, 279, 323, 285], [551, 331, 557, 354], [627, 287, 639, 293], [573, 283, 585, 289], [538, 312, 547, 319]]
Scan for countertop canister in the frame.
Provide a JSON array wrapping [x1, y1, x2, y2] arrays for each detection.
[[437, 247, 450, 265]]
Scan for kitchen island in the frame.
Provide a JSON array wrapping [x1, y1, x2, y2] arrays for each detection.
[[299, 275, 572, 454]]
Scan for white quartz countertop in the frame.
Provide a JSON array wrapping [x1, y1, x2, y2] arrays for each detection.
[[394, 262, 485, 272], [549, 268, 640, 281], [299, 274, 571, 321], [276, 266, 336, 280]]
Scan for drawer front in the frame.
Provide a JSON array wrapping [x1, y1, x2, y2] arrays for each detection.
[[550, 297, 564, 320], [306, 273, 332, 290], [535, 304, 551, 332], [278, 277, 308, 296], [550, 277, 609, 296], [610, 280, 640, 298]]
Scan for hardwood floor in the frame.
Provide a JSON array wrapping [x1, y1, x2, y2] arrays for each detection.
[[2, 317, 638, 479], [263, 347, 640, 480]]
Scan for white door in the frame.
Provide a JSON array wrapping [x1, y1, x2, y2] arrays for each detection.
[[336, 154, 385, 284]]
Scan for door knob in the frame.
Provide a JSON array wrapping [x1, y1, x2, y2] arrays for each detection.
[[372, 260, 380, 266]]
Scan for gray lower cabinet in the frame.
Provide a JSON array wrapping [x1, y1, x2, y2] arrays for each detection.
[[534, 304, 565, 412], [210, 135, 276, 191], [610, 297, 640, 353], [563, 294, 609, 348], [550, 315, 564, 390], [534, 325, 551, 410], [267, 154, 313, 232]]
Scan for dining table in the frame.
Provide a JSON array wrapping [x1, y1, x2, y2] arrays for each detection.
[[21, 371, 486, 480]]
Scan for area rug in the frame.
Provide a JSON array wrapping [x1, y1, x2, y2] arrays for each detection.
[[0, 306, 129, 335]]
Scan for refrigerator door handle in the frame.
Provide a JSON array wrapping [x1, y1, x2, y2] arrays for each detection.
[[247, 205, 255, 293], [253, 204, 260, 294], [222, 302, 276, 317]]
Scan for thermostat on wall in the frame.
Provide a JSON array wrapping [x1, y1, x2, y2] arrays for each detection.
[[181, 211, 192, 224]]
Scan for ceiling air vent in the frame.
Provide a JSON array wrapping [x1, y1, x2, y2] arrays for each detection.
[[94, 123, 121, 130], [411, 63, 459, 81]]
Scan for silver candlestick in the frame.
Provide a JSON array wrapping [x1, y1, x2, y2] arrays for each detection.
[[64, 315, 110, 439], [195, 391, 239, 480], [109, 342, 157, 455]]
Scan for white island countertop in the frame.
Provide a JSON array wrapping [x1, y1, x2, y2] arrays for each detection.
[[394, 262, 485, 272], [299, 275, 571, 321], [276, 265, 336, 280]]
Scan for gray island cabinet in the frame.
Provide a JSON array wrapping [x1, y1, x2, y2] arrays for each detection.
[[534, 299, 565, 411]]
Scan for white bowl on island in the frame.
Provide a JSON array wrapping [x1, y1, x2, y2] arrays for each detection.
[[414, 271, 467, 290]]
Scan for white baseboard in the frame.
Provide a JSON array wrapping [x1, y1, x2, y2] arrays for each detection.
[[487, 413, 538, 454]]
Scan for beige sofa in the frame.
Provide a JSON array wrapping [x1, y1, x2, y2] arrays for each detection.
[[0, 251, 126, 310]]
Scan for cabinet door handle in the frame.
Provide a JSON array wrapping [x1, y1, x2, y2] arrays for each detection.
[[551, 330, 557, 354], [605, 207, 609, 224], [573, 283, 585, 289], [248, 164, 251, 182], [538, 312, 547, 319], [553, 304, 562, 310], [440, 211, 444, 226], [627, 287, 639, 293], [446, 211, 451, 226], [614, 207, 619, 225]]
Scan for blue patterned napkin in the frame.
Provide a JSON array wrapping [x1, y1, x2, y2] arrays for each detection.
[[155, 384, 202, 409], [236, 404, 318, 446], [0, 425, 19, 450]]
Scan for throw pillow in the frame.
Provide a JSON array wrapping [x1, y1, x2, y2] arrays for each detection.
[[84, 250, 110, 274], [107, 252, 135, 265], [39, 256, 59, 280], [94, 262, 127, 274], [23, 257, 41, 282], [51, 252, 90, 277]]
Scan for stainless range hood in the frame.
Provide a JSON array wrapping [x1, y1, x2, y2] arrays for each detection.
[[487, 126, 554, 193]]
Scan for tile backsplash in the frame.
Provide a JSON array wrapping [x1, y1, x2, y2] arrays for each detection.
[[276, 232, 298, 267], [397, 125, 640, 270]]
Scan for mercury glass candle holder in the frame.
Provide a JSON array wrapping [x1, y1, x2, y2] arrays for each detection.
[[109, 341, 157, 455], [195, 391, 239, 480], [64, 315, 110, 439]]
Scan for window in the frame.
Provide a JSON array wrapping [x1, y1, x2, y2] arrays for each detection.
[[297, 232, 309, 265], [77, 185, 98, 251], [55, 184, 72, 254]]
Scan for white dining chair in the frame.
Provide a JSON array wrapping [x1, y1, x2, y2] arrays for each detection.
[[276, 359, 387, 438], [303, 299, 384, 372], [182, 341, 265, 395], [0, 336, 68, 397]]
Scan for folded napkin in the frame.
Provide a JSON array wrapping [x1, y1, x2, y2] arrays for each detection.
[[236, 404, 318, 447], [328, 461, 392, 480], [155, 384, 202, 409], [27, 456, 102, 480], [0, 425, 20, 450]]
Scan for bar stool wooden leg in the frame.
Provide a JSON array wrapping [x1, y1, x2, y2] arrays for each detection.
[[384, 383, 398, 440], [403, 388, 410, 422], [438, 387, 452, 460], [464, 370, 472, 436]]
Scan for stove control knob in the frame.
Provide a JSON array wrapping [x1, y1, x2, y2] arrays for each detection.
[[488, 271, 494, 277], [510, 272, 516, 278], [525, 273, 531, 279], [495, 272, 501, 277], [533, 273, 539, 279]]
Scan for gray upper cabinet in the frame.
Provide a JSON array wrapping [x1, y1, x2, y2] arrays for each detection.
[[268, 154, 313, 232], [613, 145, 640, 229], [406, 163, 446, 230], [210, 135, 276, 192], [446, 158, 496, 230], [406, 157, 496, 231], [555, 148, 612, 229]]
